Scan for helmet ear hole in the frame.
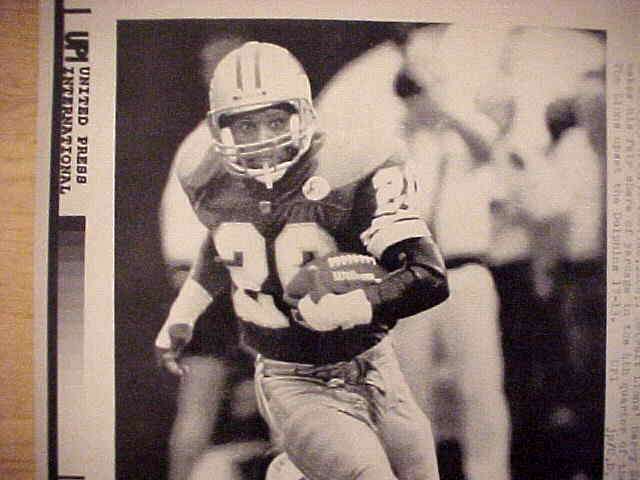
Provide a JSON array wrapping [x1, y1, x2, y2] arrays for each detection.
[[220, 127, 235, 146]]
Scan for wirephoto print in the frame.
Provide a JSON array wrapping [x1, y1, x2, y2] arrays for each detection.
[[116, 19, 607, 480], [35, 2, 640, 480]]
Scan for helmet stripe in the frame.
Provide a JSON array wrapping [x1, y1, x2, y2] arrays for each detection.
[[235, 52, 243, 90], [239, 43, 256, 93], [254, 45, 262, 89]]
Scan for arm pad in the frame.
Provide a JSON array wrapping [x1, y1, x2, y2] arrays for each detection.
[[363, 236, 449, 326]]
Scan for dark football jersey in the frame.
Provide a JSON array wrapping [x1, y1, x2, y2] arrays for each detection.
[[180, 140, 431, 364]]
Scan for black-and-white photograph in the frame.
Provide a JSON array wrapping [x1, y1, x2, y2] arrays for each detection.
[[113, 19, 606, 480]]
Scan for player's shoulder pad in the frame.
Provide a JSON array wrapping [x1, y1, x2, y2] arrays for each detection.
[[175, 120, 225, 197]]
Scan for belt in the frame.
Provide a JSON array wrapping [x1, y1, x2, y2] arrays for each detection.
[[257, 355, 368, 385]]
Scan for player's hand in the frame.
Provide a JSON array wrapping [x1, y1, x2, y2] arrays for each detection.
[[154, 323, 194, 376], [294, 289, 372, 332]]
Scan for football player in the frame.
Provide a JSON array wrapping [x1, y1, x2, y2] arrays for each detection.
[[156, 41, 449, 480]]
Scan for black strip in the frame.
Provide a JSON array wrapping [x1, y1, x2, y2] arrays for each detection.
[[48, 1, 65, 478], [63, 8, 91, 14], [59, 476, 85, 479], [58, 215, 85, 232]]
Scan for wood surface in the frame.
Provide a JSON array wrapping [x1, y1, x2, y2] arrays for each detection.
[[0, 0, 38, 478]]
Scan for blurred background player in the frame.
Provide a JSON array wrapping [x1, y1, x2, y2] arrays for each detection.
[[488, 27, 606, 480], [159, 40, 449, 480], [315, 27, 510, 480], [393, 25, 606, 480], [156, 290, 270, 480], [397, 25, 511, 480]]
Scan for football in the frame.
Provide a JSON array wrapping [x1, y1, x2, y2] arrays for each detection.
[[285, 252, 387, 305]]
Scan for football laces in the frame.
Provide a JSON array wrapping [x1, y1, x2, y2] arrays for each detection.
[[327, 254, 377, 269]]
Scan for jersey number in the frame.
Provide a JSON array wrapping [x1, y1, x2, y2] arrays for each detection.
[[214, 223, 337, 328]]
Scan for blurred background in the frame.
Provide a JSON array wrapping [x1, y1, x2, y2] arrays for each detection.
[[115, 20, 605, 480]]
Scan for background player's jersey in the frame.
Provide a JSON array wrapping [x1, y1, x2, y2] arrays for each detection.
[[180, 143, 430, 364]]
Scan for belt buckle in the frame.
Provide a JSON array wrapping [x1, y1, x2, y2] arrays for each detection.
[[346, 358, 365, 384], [294, 365, 315, 376]]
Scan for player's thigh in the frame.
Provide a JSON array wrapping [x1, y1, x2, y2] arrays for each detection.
[[262, 378, 395, 480], [369, 345, 439, 480], [285, 404, 395, 480], [377, 389, 439, 480]]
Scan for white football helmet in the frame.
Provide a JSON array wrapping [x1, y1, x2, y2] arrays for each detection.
[[208, 41, 317, 187]]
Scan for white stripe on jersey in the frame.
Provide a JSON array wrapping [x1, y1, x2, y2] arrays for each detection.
[[360, 210, 429, 258]]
